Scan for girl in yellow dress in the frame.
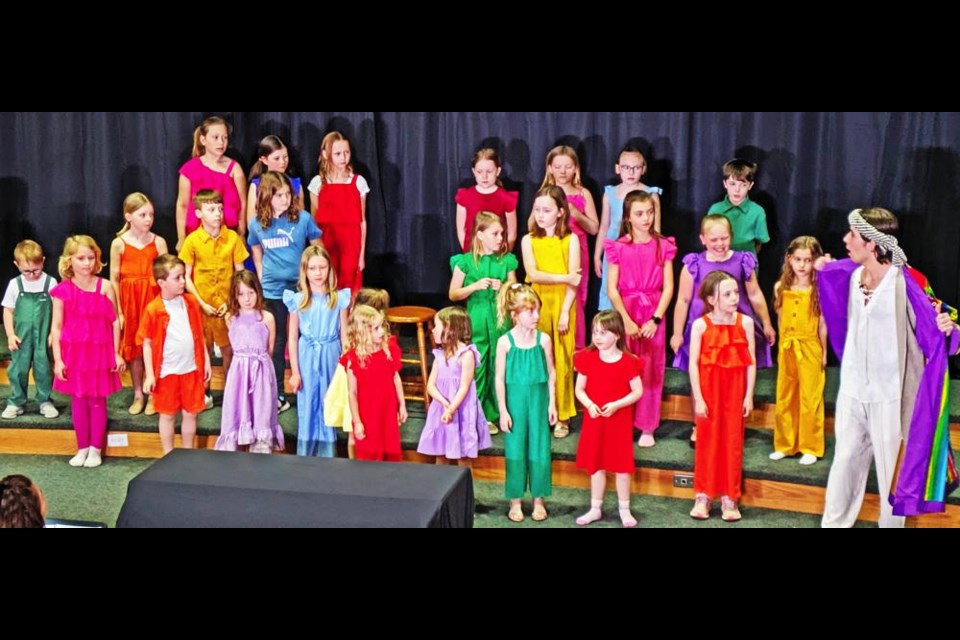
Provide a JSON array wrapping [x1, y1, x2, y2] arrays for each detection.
[[770, 236, 827, 465], [520, 185, 580, 438]]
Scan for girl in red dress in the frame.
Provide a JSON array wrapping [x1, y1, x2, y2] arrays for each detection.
[[573, 311, 644, 527], [687, 271, 756, 522], [342, 305, 408, 461], [455, 148, 519, 252]]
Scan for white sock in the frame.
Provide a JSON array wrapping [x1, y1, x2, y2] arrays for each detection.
[[83, 447, 102, 468], [576, 499, 603, 525], [69, 448, 89, 467]]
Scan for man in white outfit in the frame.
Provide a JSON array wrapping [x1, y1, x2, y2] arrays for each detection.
[[817, 208, 959, 528]]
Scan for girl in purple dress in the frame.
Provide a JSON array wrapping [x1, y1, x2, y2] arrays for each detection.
[[417, 306, 491, 465], [216, 271, 284, 453]]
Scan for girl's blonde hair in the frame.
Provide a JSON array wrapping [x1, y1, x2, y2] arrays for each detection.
[[496, 283, 541, 329], [588, 310, 628, 353], [346, 305, 391, 367], [698, 271, 737, 314], [354, 288, 390, 313], [435, 306, 473, 360], [471, 211, 509, 266], [116, 192, 153, 237], [620, 190, 666, 265], [227, 270, 266, 318], [528, 185, 571, 238], [775, 236, 823, 317], [472, 148, 504, 188], [192, 116, 230, 157], [318, 131, 353, 185], [700, 213, 734, 240], [297, 245, 339, 311], [539, 145, 583, 189], [59, 235, 105, 280], [256, 171, 300, 229]]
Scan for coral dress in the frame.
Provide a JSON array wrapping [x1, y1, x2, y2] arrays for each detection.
[[574, 349, 644, 475], [118, 238, 159, 361], [694, 313, 753, 500], [455, 186, 519, 252], [51, 279, 121, 398]]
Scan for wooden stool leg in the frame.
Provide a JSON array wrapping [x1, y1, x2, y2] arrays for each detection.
[[417, 321, 430, 413]]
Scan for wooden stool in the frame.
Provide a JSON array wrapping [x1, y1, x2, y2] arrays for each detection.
[[386, 306, 437, 413]]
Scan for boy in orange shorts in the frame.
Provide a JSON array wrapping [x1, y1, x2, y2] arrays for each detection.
[[138, 254, 211, 454]]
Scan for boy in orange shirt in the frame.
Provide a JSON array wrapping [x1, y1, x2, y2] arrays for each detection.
[[138, 254, 211, 454]]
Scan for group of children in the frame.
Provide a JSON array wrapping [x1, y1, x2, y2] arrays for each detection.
[[2, 124, 836, 526], [444, 147, 829, 524]]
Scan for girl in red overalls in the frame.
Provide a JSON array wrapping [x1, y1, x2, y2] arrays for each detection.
[[308, 132, 368, 296]]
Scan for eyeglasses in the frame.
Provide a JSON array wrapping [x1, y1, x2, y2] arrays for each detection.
[[618, 165, 645, 174], [19, 268, 43, 276]]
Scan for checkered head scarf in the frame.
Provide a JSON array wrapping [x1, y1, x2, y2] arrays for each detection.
[[848, 208, 908, 266]]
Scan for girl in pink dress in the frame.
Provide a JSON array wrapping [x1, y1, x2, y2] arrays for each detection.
[[539, 145, 599, 350], [455, 148, 519, 252], [605, 190, 677, 448], [50, 236, 124, 469], [175, 116, 247, 249]]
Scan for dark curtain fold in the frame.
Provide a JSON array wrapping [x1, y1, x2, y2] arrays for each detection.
[[2, 112, 959, 318]]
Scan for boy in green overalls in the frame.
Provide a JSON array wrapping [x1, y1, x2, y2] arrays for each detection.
[[3, 240, 59, 419]]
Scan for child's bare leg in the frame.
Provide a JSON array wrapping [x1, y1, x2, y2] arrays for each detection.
[[576, 471, 606, 525], [616, 472, 637, 527], [347, 433, 356, 460], [159, 414, 177, 454], [130, 358, 145, 399], [180, 411, 197, 449], [221, 344, 233, 381], [434, 456, 449, 465]]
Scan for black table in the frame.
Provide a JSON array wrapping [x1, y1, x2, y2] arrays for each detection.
[[116, 449, 474, 528]]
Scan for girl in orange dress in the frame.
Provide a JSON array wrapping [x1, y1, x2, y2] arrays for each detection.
[[687, 271, 756, 522], [109, 193, 168, 416]]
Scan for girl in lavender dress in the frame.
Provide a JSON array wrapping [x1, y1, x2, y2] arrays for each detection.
[[216, 271, 284, 453], [417, 306, 491, 465]]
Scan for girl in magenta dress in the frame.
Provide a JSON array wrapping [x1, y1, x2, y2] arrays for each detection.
[[539, 145, 599, 350], [175, 116, 246, 248], [574, 311, 644, 527], [455, 148, 519, 252], [51, 236, 124, 469], [342, 305, 408, 462], [417, 307, 491, 462], [605, 190, 677, 448]]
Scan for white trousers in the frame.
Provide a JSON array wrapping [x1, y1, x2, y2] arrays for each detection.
[[822, 393, 905, 528]]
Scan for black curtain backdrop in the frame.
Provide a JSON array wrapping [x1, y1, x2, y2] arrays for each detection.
[[3, 112, 960, 329]]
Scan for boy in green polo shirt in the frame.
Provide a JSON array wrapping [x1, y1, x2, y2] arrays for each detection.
[[707, 158, 770, 255]]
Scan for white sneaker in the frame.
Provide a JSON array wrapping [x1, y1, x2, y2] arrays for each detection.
[[39, 402, 59, 418], [83, 447, 102, 468], [798, 453, 818, 466], [278, 398, 291, 413], [2, 404, 24, 420], [204, 395, 215, 411], [213, 344, 222, 359], [69, 448, 89, 467], [769, 451, 787, 461]]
